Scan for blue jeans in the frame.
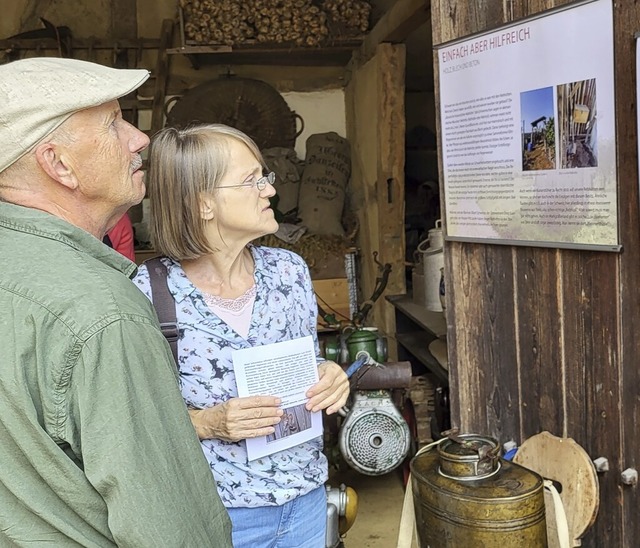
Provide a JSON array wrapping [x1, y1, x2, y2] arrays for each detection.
[[227, 486, 327, 548]]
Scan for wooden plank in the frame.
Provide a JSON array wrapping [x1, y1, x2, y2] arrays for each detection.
[[355, 0, 430, 65], [345, 52, 379, 333], [510, 0, 574, 21], [446, 242, 520, 441], [0, 38, 160, 49], [480, 244, 520, 443], [558, 249, 589, 445], [396, 332, 448, 383], [167, 45, 232, 54], [515, 247, 564, 439], [345, 43, 406, 343], [375, 43, 407, 339], [111, 0, 137, 68], [431, 0, 502, 46], [432, 0, 521, 444], [558, 245, 622, 548], [386, 294, 447, 339], [167, 44, 359, 67], [150, 19, 174, 136], [612, 2, 640, 547]]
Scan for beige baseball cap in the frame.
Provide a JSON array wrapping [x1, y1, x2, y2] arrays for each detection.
[[0, 57, 150, 172]]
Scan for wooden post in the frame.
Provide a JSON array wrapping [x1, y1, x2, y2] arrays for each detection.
[[150, 19, 174, 136]]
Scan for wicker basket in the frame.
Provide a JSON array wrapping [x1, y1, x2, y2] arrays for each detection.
[[166, 77, 303, 151]]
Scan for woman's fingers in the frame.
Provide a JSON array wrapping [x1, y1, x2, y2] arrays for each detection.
[[223, 397, 283, 439], [192, 396, 283, 442], [305, 361, 350, 414]]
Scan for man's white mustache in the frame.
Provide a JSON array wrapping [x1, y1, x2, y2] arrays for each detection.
[[131, 155, 143, 172]]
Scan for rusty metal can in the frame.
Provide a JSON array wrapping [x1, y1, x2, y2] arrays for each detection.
[[411, 434, 547, 547]]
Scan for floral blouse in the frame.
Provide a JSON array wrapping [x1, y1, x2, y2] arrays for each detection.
[[133, 245, 328, 508]]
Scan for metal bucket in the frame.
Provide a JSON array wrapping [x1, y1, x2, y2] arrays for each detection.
[[411, 434, 547, 547]]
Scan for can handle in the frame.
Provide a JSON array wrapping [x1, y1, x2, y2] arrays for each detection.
[[417, 238, 431, 252], [442, 429, 497, 462]]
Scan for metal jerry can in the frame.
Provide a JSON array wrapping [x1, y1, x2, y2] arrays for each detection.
[[411, 434, 547, 547]]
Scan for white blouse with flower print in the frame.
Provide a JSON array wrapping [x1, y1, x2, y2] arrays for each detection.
[[133, 245, 328, 508]]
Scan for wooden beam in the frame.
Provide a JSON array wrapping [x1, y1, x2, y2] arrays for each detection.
[[111, 0, 137, 68], [0, 38, 160, 50], [355, 0, 430, 66], [150, 19, 174, 136]]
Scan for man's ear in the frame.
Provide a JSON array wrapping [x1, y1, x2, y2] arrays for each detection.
[[33, 142, 78, 190], [199, 193, 215, 221]]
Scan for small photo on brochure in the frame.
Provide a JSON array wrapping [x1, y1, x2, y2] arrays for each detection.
[[266, 403, 313, 444], [556, 78, 598, 169], [520, 86, 556, 172]]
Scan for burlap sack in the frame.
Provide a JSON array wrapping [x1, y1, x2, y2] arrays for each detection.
[[298, 132, 350, 236], [262, 147, 304, 216]]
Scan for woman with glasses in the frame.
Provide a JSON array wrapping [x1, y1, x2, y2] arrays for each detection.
[[133, 124, 349, 548]]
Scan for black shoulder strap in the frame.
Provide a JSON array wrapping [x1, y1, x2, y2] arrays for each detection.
[[145, 257, 179, 367]]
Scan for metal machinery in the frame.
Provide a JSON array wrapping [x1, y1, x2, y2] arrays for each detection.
[[325, 483, 358, 548], [321, 254, 416, 543], [411, 434, 547, 547], [337, 351, 413, 476], [339, 389, 411, 475]]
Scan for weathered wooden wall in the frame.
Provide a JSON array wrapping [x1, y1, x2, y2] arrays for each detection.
[[432, 0, 639, 545]]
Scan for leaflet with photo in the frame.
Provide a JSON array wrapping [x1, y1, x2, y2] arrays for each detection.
[[233, 335, 322, 460]]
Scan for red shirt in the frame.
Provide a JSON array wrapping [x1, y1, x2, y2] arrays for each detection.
[[107, 214, 136, 262]]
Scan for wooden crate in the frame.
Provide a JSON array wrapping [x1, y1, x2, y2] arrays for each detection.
[[313, 278, 351, 326]]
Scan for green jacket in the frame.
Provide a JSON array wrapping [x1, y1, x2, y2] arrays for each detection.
[[0, 202, 232, 547]]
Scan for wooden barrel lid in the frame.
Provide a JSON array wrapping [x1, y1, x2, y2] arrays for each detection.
[[514, 431, 599, 547]]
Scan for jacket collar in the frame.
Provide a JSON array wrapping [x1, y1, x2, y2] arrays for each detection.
[[0, 201, 137, 277]]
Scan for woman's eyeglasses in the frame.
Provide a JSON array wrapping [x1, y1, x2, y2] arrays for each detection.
[[218, 171, 276, 191]]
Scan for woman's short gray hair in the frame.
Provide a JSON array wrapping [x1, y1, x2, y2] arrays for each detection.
[[147, 123, 266, 260]]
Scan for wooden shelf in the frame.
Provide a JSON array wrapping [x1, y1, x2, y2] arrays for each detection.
[[386, 294, 446, 339], [396, 331, 449, 384], [387, 293, 448, 384], [0, 37, 160, 51], [167, 40, 362, 67]]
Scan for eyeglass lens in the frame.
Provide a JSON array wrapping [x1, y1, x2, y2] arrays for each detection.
[[257, 172, 276, 190]]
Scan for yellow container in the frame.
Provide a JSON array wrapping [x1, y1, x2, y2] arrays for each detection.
[[411, 434, 547, 547]]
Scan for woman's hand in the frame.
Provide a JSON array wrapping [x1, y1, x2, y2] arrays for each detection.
[[305, 361, 350, 415], [188, 396, 283, 441]]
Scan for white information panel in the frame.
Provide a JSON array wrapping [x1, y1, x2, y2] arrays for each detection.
[[437, 0, 618, 250]]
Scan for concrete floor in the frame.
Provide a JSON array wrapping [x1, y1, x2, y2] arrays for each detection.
[[328, 466, 408, 548]]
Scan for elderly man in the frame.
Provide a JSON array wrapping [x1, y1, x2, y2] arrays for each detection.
[[0, 58, 232, 547]]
